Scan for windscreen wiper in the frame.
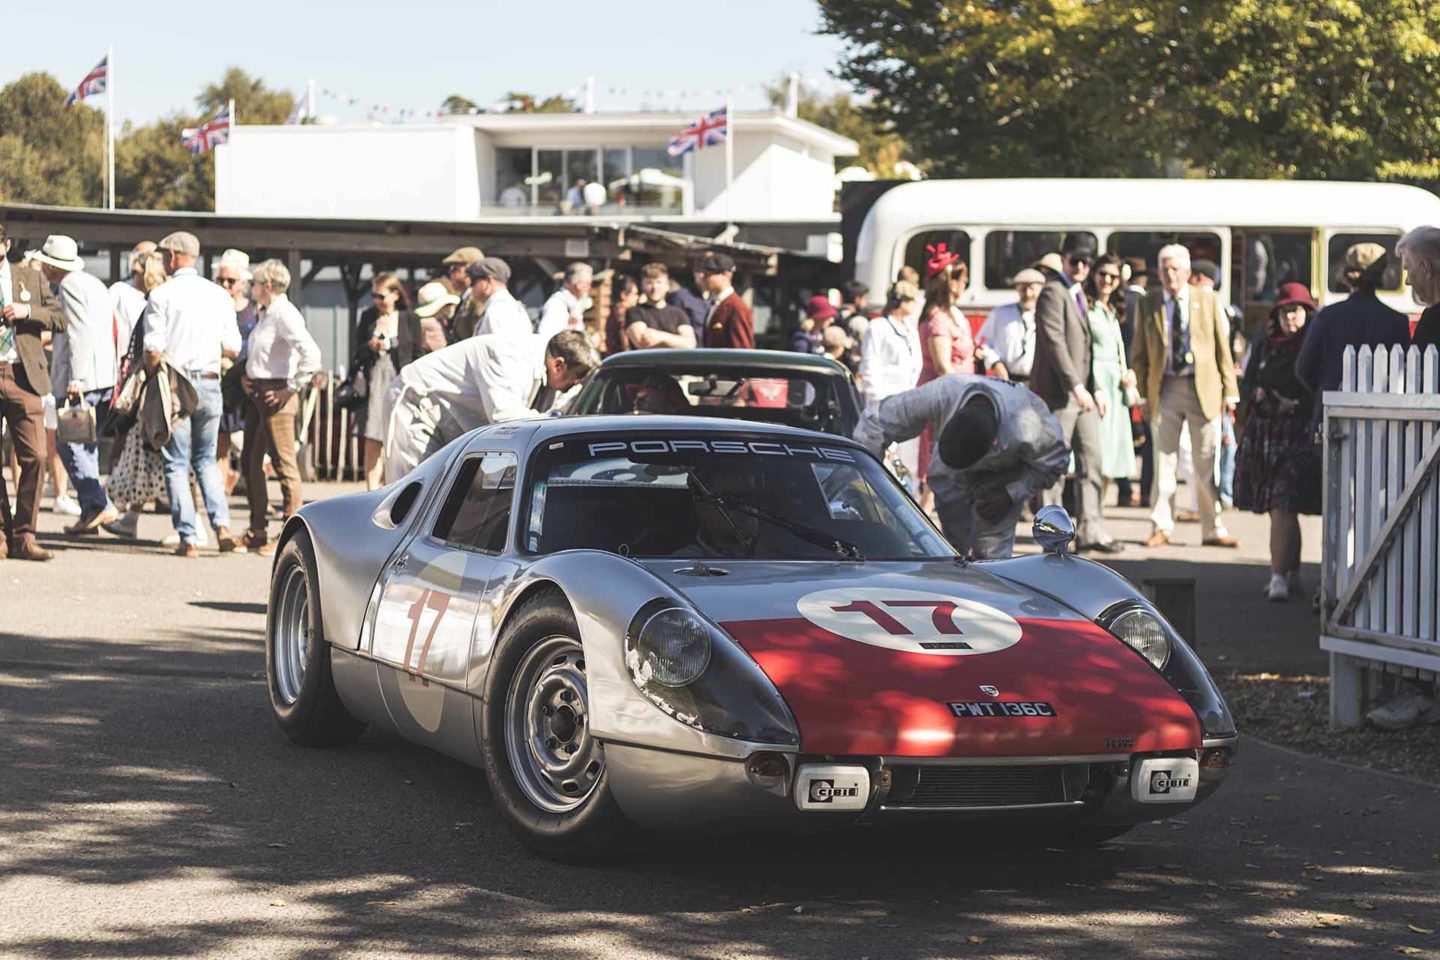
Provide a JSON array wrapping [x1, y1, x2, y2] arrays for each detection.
[[687, 474, 757, 556], [694, 490, 865, 561]]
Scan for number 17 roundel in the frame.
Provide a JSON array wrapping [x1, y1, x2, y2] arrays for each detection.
[[796, 587, 1022, 656]]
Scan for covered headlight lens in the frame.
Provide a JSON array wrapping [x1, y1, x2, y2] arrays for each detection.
[[633, 607, 712, 687], [1108, 608, 1171, 669], [624, 599, 799, 745]]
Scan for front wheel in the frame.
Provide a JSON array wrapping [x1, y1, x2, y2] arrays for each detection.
[[266, 530, 366, 746], [480, 590, 634, 862]]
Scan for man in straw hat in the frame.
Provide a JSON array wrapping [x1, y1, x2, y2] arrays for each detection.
[[0, 221, 64, 561], [1296, 241, 1411, 431], [31, 235, 120, 535]]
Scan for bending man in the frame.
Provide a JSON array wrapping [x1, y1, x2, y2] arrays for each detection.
[[383, 330, 599, 483], [855, 374, 1068, 559]]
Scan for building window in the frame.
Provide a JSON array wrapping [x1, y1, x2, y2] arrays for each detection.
[[495, 148, 531, 209], [629, 146, 684, 208]]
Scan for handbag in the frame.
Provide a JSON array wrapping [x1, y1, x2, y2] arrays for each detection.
[[106, 427, 167, 506], [334, 369, 367, 411], [56, 398, 97, 445]]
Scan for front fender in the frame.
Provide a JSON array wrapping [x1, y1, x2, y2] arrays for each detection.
[[491, 552, 782, 761]]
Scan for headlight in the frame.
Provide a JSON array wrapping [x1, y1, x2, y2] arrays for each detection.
[[625, 599, 799, 745], [1098, 601, 1235, 739], [632, 607, 712, 687], [1108, 608, 1171, 669]]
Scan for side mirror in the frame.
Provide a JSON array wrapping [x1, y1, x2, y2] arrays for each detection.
[[1033, 504, 1075, 555]]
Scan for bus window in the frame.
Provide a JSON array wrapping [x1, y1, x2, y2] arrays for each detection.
[[1240, 231, 1312, 302], [903, 230, 972, 283], [1108, 232, 1224, 287], [983, 231, 1094, 289], [1328, 233, 1403, 293]]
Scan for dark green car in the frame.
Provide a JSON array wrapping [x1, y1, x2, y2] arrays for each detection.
[[565, 349, 861, 438]]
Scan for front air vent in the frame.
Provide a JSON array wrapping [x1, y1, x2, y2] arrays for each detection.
[[886, 764, 1083, 808]]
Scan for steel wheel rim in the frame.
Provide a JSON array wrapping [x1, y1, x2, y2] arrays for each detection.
[[272, 565, 310, 705], [504, 636, 603, 814]]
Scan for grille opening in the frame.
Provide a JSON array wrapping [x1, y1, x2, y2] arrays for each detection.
[[885, 764, 1089, 809]]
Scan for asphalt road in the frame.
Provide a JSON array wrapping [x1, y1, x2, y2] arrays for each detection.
[[2, 489, 1438, 960]]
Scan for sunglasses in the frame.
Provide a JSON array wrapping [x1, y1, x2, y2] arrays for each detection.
[[1096, 271, 1122, 281], [218, 277, 241, 287]]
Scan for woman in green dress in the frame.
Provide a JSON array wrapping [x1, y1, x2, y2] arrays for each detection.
[[1086, 254, 1137, 496]]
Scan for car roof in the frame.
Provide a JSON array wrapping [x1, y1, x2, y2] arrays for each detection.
[[505, 414, 869, 451], [596, 348, 851, 377]]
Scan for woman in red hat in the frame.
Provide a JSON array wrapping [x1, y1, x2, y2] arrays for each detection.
[[915, 245, 976, 500], [1233, 281, 1321, 602]]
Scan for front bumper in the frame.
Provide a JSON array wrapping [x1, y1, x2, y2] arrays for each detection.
[[603, 736, 1237, 831]]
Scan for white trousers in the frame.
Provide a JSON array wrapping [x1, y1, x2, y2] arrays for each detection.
[[382, 385, 443, 485], [1150, 377, 1227, 539]]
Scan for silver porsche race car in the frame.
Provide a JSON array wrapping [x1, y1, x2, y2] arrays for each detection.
[[265, 416, 1237, 861]]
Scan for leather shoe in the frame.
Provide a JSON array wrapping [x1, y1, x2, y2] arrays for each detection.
[[1079, 540, 1126, 555], [1203, 535, 1240, 548], [174, 542, 199, 558], [215, 526, 239, 553], [1145, 530, 1170, 548], [240, 529, 272, 556], [13, 535, 53, 562], [66, 505, 119, 536]]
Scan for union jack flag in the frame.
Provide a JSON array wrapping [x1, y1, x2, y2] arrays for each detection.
[[183, 107, 231, 154], [667, 107, 728, 157], [63, 55, 108, 107]]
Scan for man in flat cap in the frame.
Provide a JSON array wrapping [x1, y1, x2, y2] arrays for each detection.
[[468, 258, 532, 341], [696, 252, 754, 348], [856, 374, 1068, 559], [0, 220, 65, 561], [1296, 241, 1411, 431], [442, 246, 484, 340], [141, 231, 243, 557]]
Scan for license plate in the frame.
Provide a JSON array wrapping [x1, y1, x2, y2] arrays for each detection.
[[948, 701, 1057, 718]]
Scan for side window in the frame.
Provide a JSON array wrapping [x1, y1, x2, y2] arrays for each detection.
[[432, 453, 518, 554], [1108, 231, 1225, 289], [984, 231, 1095, 289], [1240, 231, 1312, 301], [903, 230, 972, 281], [1328, 233, 1403, 293]]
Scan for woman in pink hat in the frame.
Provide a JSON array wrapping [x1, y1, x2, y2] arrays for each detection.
[[915, 245, 975, 497], [1233, 281, 1320, 602]]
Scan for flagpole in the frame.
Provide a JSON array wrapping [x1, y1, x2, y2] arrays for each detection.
[[106, 47, 115, 209], [225, 98, 235, 213], [723, 95, 734, 229]]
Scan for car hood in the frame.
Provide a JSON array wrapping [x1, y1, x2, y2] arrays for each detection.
[[639, 559, 1200, 758]]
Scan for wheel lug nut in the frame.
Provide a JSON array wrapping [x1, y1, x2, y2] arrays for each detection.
[[559, 691, 573, 703]]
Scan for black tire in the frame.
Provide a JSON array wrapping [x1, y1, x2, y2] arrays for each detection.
[[265, 529, 366, 747], [480, 589, 635, 862]]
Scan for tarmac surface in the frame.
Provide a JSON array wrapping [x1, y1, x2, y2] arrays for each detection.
[[2, 485, 1438, 959]]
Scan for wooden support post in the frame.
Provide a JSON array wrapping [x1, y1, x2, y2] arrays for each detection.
[[286, 249, 304, 305], [1329, 651, 1365, 728]]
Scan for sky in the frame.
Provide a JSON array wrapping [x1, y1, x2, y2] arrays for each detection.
[[8, 0, 851, 126]]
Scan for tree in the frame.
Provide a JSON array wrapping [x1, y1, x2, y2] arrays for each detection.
[[198, 67, 295, 124], [116, 116, 212, 212], [764, 77, 911, 177], [817, 0, 1440, 182], [500, 91, 579, 114], [441, 94, 478, 115], [0, 73, 106, 206]]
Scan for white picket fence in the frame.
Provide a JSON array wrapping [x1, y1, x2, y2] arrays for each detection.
[[1321, 343, 1440, 726]]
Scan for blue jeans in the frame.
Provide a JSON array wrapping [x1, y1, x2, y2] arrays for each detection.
[[162, 378, 230, 544], [57, 387, 113, 517], [1218, 410, 1236, 508]]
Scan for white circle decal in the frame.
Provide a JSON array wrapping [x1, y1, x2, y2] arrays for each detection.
[[796, 587, 1022, 656]]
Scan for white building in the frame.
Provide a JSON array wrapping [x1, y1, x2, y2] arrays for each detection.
[[215, 111, 857, 229]]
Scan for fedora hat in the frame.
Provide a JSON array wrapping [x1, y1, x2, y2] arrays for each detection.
[[29, 235, 84, 273]]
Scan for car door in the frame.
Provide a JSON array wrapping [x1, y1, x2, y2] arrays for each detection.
[[372, 452, 518, 731]]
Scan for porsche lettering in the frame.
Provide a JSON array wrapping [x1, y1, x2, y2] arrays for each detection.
[[586, 439, 854, 461]]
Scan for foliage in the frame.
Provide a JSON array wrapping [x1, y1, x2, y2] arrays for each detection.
[[441, 95, 478, 115], [115, 117, 213, 212], [500, 91, 579, 114], [817, 0, 1440, 182], [0, 73, 106, 206], [198, 67, 295, 124], [763, 76, 911, 177]]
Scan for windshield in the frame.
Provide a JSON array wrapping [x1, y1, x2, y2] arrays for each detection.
[[524, 433, 952, 561], [568, 366, 858, 436]]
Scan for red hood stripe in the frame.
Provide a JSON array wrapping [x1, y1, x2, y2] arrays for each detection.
[[724, 616, 1201, 757]]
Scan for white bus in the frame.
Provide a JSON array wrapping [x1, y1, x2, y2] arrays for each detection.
[[853, 178, 1440, 334]]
